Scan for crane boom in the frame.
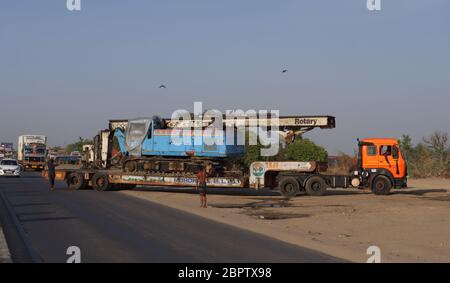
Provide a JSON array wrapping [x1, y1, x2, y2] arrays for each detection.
[[109, 115, 335, 132]]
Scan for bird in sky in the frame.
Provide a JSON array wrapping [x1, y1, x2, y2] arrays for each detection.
[[159, 85, 167, 89], [282, 69, 288, 73]]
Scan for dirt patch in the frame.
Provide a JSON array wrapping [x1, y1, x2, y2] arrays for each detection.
[[423, 195, 450, 202], [241, 209, 310, 220], [210, 198, 295, 209]]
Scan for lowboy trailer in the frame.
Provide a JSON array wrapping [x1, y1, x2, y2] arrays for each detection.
[[44, 137, 407, 197], [42, 114, 407, 197]]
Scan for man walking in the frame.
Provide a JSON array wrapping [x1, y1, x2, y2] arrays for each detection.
[[47, 159, 56, 191], [196, 165, 208, 208]]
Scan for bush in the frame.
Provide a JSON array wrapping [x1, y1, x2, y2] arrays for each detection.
[[327, 152, 357, 174], [398, 132, 450, 178], [66, 137, 92, 154], [241, 132, 328, 168], [280, 138, 328, 162], [242, 132, 278, 167]]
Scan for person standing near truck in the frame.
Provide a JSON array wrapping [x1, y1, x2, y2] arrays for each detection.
[[47, 159, 56, 191], [196, 165, 208, 208]]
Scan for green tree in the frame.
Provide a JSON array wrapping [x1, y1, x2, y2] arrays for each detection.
[[241, 131, 328, 168], [398, 135, 413, 157], [66, 137, 92, 154], [280, 138, 328, 162], [242, 131, 279, 167]]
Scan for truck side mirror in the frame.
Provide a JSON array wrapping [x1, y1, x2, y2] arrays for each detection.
[[392, 146, 399, 160]]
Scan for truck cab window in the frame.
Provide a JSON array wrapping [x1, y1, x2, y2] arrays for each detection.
[[380, 145, 392, 156], [367, 145, 377, 156]]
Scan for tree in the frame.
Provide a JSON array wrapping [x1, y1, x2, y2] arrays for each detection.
[[398, 135, 413, 157], [423, 131, 449, 177], [241, 131, 328, 168], [66, 137, 92, 154], [280, 138, 328, 162], [398, 132, 450, 178], [242, 131, 278, 167]]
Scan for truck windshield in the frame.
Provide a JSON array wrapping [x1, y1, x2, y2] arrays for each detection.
[[24, 144, 46, 155], [36, 146, 46, 154], [24, 145, 33, 154]]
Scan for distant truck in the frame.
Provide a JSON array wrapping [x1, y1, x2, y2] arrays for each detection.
[[18, 135, 48, 170]]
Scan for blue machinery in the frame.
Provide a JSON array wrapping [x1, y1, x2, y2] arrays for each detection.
[[105, 115, 335, 174]]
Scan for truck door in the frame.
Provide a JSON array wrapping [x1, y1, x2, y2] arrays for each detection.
[[378, 145, 398, 177], [362, 144, 378, 169]]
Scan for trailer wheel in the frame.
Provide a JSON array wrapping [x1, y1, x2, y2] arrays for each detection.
[[371, 175, 392, 195], [92, 173, 111, 191], [278, 177, 300, 198], [305, 176, 327, 196], [67, 172, 86, 190]]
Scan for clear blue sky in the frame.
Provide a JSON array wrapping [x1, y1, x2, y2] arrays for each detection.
[[1, 0, 449, 154]]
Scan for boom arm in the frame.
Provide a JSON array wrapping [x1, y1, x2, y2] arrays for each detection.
[[110, 115, 335, 131], [109, 115, 335, 144]]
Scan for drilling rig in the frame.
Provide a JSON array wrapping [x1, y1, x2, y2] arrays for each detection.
[[87, 114, 335, 177]]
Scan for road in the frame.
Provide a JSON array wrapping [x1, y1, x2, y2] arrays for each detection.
[[0, 172, 342, 263]]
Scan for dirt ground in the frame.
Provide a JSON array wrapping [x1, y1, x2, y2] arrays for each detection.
[[119, 178, 450, 263]]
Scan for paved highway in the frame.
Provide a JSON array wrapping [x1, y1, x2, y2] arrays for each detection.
[[0, 172, 342, 263]]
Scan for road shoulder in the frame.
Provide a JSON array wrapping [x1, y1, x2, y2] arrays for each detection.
[[0, 224, 12, 263]]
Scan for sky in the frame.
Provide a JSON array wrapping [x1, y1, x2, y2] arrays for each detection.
[[0, 0, 449, 154]]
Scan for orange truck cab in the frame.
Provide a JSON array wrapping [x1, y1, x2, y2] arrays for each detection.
[[357, 138, 407, 194]]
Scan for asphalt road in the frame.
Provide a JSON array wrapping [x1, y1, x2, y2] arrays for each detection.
[[0, 172, 342, 263]]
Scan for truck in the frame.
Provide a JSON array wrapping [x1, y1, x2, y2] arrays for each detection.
[[43, 114, 407, 196], [249, 137, 407, 196], [18, 135, 48, 170]]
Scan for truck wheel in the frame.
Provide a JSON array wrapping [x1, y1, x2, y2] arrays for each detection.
[[67, 172, 86, 190], [305, 176, 327, 196], [92, 173, 111, 191], [278, 177, 300, 198], [371, 175, 392, 195]]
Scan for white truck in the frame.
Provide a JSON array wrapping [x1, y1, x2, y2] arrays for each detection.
[[18, 135, 48, 170]]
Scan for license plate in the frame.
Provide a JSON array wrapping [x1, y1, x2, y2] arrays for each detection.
[[5, 171, 13, 174]]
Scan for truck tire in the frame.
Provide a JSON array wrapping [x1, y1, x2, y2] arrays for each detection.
[[305, 176, 327, 196], [91, 173, 111, 192], [278, 177, 300, 198], [67, 172, 86, 190], [371, 175, 392, 195]]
